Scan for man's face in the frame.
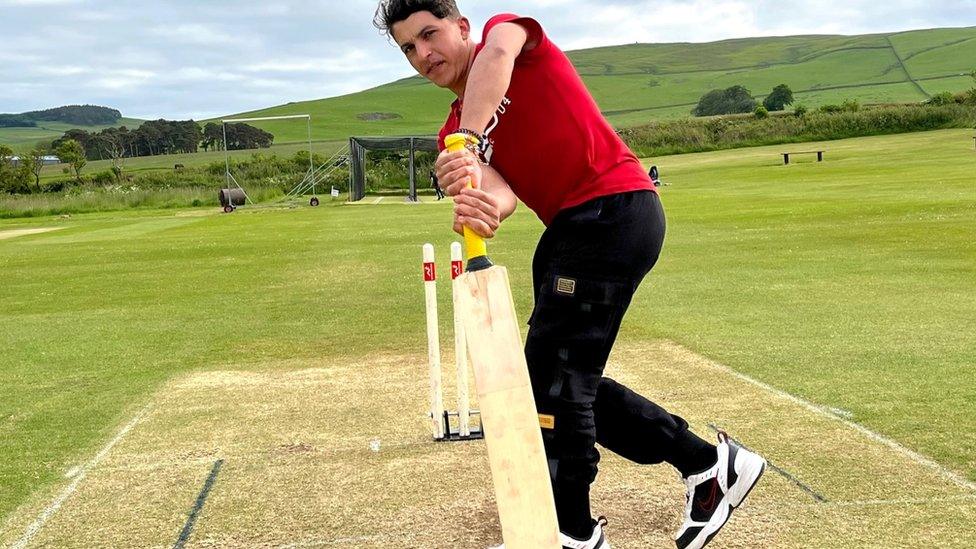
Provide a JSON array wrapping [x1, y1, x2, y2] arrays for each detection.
[[391, 10, 471, 89]]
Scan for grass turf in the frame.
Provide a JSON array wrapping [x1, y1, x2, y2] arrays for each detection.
[[0, 129, 974, 542]]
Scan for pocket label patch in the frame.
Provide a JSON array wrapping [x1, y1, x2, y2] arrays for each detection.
[[555, 277, 576, 296]]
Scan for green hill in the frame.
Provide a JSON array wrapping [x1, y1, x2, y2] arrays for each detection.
[[219, 26, 976, 143]]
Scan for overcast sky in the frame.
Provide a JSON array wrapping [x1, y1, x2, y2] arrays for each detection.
[[1, 0, 974, 120]]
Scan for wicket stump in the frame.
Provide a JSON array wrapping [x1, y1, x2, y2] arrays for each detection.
[[423, 242, 484, 442]]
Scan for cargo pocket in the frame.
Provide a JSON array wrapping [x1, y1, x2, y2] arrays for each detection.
[[526, 273, 631, 405], [528, 273, 629, 340]]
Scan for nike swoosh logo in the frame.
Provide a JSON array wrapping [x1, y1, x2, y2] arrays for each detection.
[[698, 480, 720, 514]]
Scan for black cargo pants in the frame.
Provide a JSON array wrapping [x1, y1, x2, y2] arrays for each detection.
[[524, 190, 705, 535]]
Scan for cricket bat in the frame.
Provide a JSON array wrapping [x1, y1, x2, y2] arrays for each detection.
[[445, 134, 560, 548]]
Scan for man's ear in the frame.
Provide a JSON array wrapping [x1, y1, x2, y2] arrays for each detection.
[[457, 16, 471, 40]]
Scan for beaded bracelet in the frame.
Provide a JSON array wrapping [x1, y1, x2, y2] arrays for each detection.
[[455, 128, 490, 164], [455, 127, 485, 143]]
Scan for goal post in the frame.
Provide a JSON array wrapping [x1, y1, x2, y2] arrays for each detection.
[[220, 114, 316, 208]]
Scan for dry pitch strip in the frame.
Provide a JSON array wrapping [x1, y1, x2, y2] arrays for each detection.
[[3, 243, 975, 547], [3, 344, 976, 547]]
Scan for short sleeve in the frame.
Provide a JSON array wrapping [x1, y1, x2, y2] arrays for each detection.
[[482, 13, 551, 59]]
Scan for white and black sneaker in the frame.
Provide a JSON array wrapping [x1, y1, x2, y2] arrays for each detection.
[[490, 516, 610, 549], [674, 432, 765, 549]]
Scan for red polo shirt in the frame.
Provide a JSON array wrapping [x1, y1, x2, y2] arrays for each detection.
[[438, 13, 654, 226]]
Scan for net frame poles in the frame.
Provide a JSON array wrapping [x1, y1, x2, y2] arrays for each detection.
[[283, 145, 350, 201]]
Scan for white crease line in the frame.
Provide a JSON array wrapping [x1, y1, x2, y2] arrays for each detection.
[[86, 438, 433, 476], [10, 406, 150, 549], [829, 495, 976, 507], [678, 343, 976, 494], [372, 197, 383, 204]]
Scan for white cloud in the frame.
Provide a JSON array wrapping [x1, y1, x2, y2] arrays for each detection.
[[241, 50, 400, 75], [148, 23, 241, 46], [32, 65, 90, 76], [0, 51, 44, 62], [86, 69, 156, 90], [0, 0, 974, 119], [168, 67, 245, 82], [71, 10, 118, 22], [0, 0, 82, 5]]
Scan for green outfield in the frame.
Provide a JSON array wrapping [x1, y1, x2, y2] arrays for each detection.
[[1, 129, 974, 546], [31, 139, 349, 184]]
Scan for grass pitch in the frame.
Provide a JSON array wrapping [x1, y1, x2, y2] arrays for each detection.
[[2, 344, 973, 547], [1, 129, 974, 546]]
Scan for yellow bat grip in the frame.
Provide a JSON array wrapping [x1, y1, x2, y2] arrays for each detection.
[[444, 133, 491, 271]]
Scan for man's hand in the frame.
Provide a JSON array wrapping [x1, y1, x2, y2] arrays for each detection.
[[435, 148, 482, 197], [436, 146, 517, 238], [453, 187, 501, 238]]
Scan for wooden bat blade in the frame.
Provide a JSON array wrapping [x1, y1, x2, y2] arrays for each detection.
[[457, 266, 560, 549]]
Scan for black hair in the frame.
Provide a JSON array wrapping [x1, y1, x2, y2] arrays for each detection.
[[373, 0, 460, 39]]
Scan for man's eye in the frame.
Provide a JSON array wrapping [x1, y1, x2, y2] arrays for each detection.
[[424, 30, 435, 39], [403, 45, 414, 54]]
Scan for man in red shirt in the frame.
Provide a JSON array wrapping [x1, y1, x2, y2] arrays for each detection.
[[375, 2, 766, 548]]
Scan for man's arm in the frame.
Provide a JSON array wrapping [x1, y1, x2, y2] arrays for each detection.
[[457, 22, 536, 133]]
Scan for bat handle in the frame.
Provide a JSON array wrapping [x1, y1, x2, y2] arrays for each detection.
[[445, 133, 493, 272]]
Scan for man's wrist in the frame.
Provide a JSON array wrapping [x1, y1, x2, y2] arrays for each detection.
[[454, 128, 490, 164], [455, 127, 485, 143]]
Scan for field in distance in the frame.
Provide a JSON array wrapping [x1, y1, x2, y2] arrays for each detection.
[[0, 118, 144, 154], [218, 26, 976, 142]]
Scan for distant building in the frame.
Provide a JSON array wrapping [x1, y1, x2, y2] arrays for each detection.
[[9, 155, 61, 168]]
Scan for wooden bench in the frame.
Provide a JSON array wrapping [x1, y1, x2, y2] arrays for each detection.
[[782, 150, 824, 165]]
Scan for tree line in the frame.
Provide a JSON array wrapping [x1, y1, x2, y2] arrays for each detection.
[[201, 122, 274, 152], [0, 105, 122, 127], [1, 119, 275, 193], [0, 115, 38, 128], [49, 120, 274, 162], [693, 84, 795, 117]]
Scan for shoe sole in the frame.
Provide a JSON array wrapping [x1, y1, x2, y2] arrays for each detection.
[[682, 501, 730, 549], [729, 451, 766, 508]]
